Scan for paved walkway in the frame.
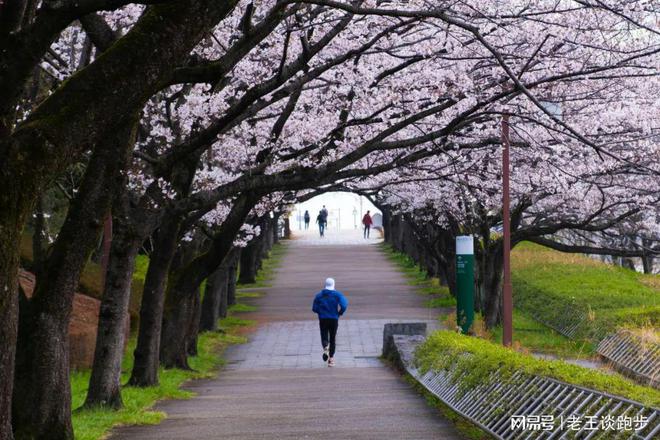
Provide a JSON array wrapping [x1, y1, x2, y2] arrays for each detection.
[[111, 231, 462, 439]]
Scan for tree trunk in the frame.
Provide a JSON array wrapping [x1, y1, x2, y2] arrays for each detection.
[[620, 257, 636, 271], [159, 195, 257, 369], [129, 215, 181, 387], [283, 216, 291, 238], [0, 210, 25, 440], [85, 183, 163, 405], [641, 253, 653, 274], [272, 215, 280, 244], [0, 117, 43, 440], [382, 209, 391, 243], [186, 287, 201, 357], [84, 201, 141, 409], [160, 277, 197, 369], [238, 239, 259, 284], [31, 195, 46, 273], [478, 245, 504, 329], [2, 2, 244, 435], [158, 232, 205, 369], [199, 265, 229, 332], [640, 238, 653, 274], [13, 121, 135, 439], [217, 250, 241, 318], [392, 215, 404, 251], [253, 218, 270, 272], [226, 249, 240, 307]]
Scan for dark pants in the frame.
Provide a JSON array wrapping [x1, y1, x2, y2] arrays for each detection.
[[304, 220, 309, 229], [319, 222, 325, 237], [363, 224, 370, 238], [319, 318, 338, 357]]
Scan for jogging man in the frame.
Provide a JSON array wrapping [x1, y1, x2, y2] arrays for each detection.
[[312, 278, 348, 367]]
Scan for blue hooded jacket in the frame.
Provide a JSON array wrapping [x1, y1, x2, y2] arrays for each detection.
[[312, 289, 348, 319]]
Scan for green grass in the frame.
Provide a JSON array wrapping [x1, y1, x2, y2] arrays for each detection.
[[380, 243, 456, 307], [381, 240, 659, 360], [236, 291, 264, 299], [71, 241, 288, 439], [402, 374, 493, 440], [228, 303, 257, 313], [426, 294, 457, 308], [219, 315, 255, 331], [71, 318, 249, 440], [380, 243, 429, 285], [512, 242, 660, 341], [237, 242, 287, 288], [491, 310, 595, 358], [132, 254, 150, 283], [416, 330, 660, 407]]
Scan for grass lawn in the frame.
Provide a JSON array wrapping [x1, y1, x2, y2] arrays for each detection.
[[416, 330, 660, 407], [236, 242, 287, 289], [511, 242, 659, 342], [380, 243, 456, 308], [491, 310, 595, 358], [381, 241, 659, 359], [71, 323, 248, 440]]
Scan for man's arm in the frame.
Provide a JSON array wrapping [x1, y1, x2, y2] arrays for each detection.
[[338, 292, 348, 316], [312, 295, 319, 314]]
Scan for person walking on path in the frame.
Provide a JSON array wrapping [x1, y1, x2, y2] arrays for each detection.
[[316, 211, 326, 237], [312, 278, 348, 367], [362, 210, 373, 239], [304, 210, 310, 229]]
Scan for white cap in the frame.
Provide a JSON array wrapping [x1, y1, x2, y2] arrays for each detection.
[[325, 278, 335, 290]]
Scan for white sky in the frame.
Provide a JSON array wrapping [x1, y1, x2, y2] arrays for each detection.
[[290, 192, 381, 231]]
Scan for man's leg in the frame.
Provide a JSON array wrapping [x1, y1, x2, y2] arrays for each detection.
[[367, 225, 370, 238], [319, 319, 329, 348], [328, 319, 339, 357], [319, 319, 331, 361]]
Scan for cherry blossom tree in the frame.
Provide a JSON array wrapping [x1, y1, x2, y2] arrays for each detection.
[[1, 1, 658, 439]]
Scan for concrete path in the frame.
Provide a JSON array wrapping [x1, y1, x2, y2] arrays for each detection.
[[111, 232, 463, 439]]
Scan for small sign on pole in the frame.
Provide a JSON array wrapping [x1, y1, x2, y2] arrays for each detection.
[[456, 236, 475, 334]]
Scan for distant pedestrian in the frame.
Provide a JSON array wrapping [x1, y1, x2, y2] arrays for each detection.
[[316, 211, 326, 237], [304, 210, 310, 229], [312, 278, 348, 367], [320, 205, 328, 223], [362, 210, 373, 238]]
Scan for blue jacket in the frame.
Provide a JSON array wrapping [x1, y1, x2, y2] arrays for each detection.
[[312, 289, 348, 319]]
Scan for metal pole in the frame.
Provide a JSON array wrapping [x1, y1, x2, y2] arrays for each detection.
[[502, 114, 513, 347]]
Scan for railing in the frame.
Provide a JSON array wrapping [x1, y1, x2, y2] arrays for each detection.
[[391, 334, 660, 440], [598, 330, 659, 389]]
